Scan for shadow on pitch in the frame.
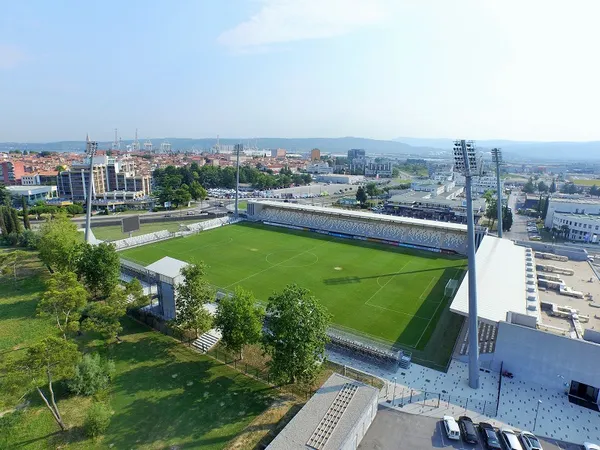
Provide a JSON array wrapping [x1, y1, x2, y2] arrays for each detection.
[[322, 265, 465, 285]]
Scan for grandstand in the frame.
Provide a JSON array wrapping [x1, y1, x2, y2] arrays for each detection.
[[247, 200, 486, 255]]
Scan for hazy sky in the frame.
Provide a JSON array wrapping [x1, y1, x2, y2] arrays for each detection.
[[1, 0, 599, 142]]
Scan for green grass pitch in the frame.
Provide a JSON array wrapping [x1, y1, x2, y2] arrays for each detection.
[[122, 222, 466, 353]]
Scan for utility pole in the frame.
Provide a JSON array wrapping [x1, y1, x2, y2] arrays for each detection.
[[84, 135, 98, 244], [492, 148, 503, 237], [453, 139, 480, 389]]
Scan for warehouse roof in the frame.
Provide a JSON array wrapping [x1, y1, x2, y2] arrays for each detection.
[[146, 256, 188, 280], [450, 236, 530, 323], [267, 373, 378, 450]]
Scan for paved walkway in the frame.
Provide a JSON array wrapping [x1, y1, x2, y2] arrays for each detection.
[[328, 350, 600, 445]]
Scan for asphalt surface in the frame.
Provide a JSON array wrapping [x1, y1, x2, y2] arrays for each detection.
[[358, 406, 582, 450]]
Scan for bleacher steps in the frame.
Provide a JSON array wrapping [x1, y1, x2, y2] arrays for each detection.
[[191, 329, 222, 353]]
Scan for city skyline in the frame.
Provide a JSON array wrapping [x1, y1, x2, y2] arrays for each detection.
[[1, 0, 599, 142]]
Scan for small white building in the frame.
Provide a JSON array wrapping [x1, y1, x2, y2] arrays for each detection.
[[267, 373, 379, 450], [306, 162, 334, 175], [316, 174, 363, 184], [6, 185, 58, 204], [544, 197, 600, 228]]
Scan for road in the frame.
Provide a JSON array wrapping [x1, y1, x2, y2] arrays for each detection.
[[503, 191, 530, 242], [359, 407, 581, 450]]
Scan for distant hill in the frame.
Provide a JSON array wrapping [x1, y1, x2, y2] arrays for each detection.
[[394, 137, 600, 161], [0, 137, 439, 156]]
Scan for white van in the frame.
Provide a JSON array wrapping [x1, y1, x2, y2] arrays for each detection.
[[443, 416, 460, 440], [501, 428, 524, 450]]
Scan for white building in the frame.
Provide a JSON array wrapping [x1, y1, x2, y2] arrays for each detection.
[[544, 197, 600, 228], [6, 185, 58, 204], [306, 161, 334, 174], [551, 212, 600, 242], [454, 174, 501, 195]]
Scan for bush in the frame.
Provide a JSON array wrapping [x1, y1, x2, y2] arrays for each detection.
[[67, 353, 115, 396], [84, 402, 112, 438], [5, 232, 19, 246], [18, 229, 39, 249]]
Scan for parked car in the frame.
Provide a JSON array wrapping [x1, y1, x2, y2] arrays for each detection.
[[479, 422, 502, 450], [501, 428, 524, 450], [584, 443, 600, 450], [458, 416, 478, 444], [520, 431, 543, 450], [443, 416, 461, 440]]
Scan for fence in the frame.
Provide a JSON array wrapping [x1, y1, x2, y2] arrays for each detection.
[[385, 385, 498, 418]]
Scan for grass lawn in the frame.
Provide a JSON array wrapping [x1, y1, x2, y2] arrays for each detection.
[[122, 222, 466, 364], [92, 219, 207, 241], [0, 256, 275, 450], [572, 178, 600, 186]]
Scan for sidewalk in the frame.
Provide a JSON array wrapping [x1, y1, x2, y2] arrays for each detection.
[[328, 349, 600, 445]]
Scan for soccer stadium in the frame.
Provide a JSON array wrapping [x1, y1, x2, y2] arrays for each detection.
[[121, 201, 486, 368]]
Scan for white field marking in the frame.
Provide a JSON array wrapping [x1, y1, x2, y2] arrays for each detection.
[[225, 238, 332, 289], [418, 277, 437, 300], [414, 268, 464, 348], [364, 261, 411, 307]]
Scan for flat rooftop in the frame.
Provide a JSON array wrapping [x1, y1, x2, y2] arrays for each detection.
[[552, 212, 600, 223], [252, 200, 468, 233], [537, 258, 600, 334], [6, 185, 56, 194], [267, 373, 378, 450], [450, 236, 531, 323], [145, 256, 189, 280]]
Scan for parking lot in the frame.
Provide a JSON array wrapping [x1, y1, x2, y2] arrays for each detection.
[[358, 407, 582, 450]]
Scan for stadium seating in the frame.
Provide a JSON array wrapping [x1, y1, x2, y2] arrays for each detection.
[[114, 230, 173, 250], [254, 206, 467, 253]]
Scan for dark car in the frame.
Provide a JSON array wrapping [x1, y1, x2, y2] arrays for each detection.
[[458, 416, 478, 444], [480, 422, 502, 449]]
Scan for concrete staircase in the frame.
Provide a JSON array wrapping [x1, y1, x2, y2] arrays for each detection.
[[191, 329, 222, 353]]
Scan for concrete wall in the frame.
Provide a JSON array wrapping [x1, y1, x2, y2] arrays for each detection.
[[515, 240, 589, 261], [340, 394, 378, 450], [492, 321, 600, 391]]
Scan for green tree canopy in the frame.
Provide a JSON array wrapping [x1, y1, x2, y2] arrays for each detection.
[[38, 214, 82, 271], [355, 186, 368, 205], [0, 183, 11, 206], [537, 181, 548, 193], [549, 179, 557, 193], [365, 182, 380, 199], [262, 284, 330, 385], [214, 286, 264, 358], [6, 337, 80, 430], [38, 271, 88, 339], [173, 263, 214, 338], [77, 242, 120, 299], [523, 178, 536, 194], [83, 289, 127, 341]]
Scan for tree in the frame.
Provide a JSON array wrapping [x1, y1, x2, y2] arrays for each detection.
[[262, 284, 330, 385], [549, 179, 557, 193], [83, 289, 128, 341], [173, 185, 192, 208], [38, 214, 82, 271], [541, 195, 550, 220], [124, 278, 150, 309], [560, 182, 579, 194], [189, 180, 207, 203], [502, 205, 513, 231], [537, 181, 548, 193], [0, 183, 10, 206], [21, 197, 31, 230], [77, 242, 120, 299], [590, 184, 600, 198], [172, 263, 214, 339], [0, 206, 21, 235], [355, 186, 368, 205], [67, 353, 115, 396], [84, 402, 112, 438], [523, 178, 535, 194], [0, 249, 28, 285], [214, 287, 264, 359], [365, 182, 380, 199], [38, 271, 88, 339], [6, 337, 80, 431], [485, 197, 498, 230]]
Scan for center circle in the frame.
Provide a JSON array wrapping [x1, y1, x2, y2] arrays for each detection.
[[265, 251, 319, 268]]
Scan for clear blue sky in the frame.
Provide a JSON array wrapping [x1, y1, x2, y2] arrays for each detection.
[[1, 0, 598, 142]]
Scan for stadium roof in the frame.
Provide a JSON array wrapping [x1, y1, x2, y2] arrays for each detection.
[[146, 256, 188, 280], [450, 236, 530, 323], [252, 200, 468, 233], [266, 373, 378, 450]]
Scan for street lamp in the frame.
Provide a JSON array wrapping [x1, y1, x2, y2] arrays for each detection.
[[453, 139, 481, 389], [533, 399, 542, 431], [491, 148, 504, 238], [84, 135, 98, 244]]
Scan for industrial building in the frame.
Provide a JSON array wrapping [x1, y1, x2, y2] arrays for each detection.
[[266, 373, 378, 450], [544, 197, 600, 228], [551, 212, 600, 242], [6, 185, 59, 204]]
